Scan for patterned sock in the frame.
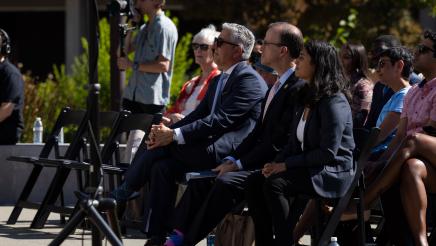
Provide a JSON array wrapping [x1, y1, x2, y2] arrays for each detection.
[[164, 229, 184, 246]]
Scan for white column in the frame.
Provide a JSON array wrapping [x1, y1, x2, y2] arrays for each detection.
[[65, 0, 85, 75]]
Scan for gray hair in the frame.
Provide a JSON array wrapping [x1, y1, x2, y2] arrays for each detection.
[[222, 23, 255, 60], [193, 24, 220, 45]]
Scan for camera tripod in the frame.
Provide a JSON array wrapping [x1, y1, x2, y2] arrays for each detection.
[[49, 121, 123, 246], [50, 0, 123, 245]]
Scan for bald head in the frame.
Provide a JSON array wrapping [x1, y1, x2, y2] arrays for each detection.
[[268, 22, 303, 59]]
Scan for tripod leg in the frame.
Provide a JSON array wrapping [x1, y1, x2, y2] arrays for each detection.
[[107, 208, 123, 239], [49, 210, 86, 246], [87, 205, 123, 246]]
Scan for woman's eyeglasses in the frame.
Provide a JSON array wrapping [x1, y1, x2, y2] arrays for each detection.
[[214, 37, 239, 48], [416, 44, 435, 54], [192, 43, 209, 51]]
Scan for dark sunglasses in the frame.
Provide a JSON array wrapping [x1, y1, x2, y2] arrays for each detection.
[[192, 43, 209, 51], [416, 44, 435, 54], [214, 37, 239, 48], [377, 58, 392, 69]]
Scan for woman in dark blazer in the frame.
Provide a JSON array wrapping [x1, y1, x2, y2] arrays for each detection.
[[261, 40, 355, 245]]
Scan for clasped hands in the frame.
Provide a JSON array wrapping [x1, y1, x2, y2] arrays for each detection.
[[262, 162, 286, 177], [145, 123, 174, 150], [212, 160, 286, 178]]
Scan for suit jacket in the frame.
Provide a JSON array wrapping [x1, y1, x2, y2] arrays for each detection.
[[171, 61, 267, 163], [275, 92, 355, 198], [231, 71, 305, 170]]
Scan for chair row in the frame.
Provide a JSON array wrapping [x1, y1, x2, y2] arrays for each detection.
[[7, 107, 161, 229]]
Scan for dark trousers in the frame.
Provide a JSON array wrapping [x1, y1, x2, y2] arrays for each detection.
[[173, 171, 253, 246], [246, 170, 313, 246], [122, 98, 165, 114], [123, 143, 216, 238]]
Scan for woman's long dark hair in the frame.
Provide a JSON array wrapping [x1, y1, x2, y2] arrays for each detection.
[[343, 42, 370, 84], [300, 40, 351, 107]]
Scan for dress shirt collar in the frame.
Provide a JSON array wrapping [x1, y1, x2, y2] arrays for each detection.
[[277, 66, 295, 89], [223, 61, 245, 76]]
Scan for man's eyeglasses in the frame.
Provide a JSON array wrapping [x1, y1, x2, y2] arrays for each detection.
[[377, 58, 392, 69], [192, 43, 209, 51], [416, 44, 435, 54], [262, 40, 285, 47], [214, 37, 239, 48]]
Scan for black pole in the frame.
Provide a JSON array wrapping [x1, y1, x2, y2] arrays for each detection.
[[86, 0, 100, 193], [86, 0, 102, 245], [109, 9, 124, 111]]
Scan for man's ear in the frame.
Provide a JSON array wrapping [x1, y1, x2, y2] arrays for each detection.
[[396, 60, 405, 75], [232, 46, 244, 60], [281, 46, 289, 58]]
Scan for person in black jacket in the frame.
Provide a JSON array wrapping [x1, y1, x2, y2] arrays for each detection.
[[256, 40, 355, 245], [163, 22, 305, 246], [0, 28, 24, 145]]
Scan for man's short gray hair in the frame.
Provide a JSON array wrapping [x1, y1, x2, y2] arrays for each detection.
[[193, 24, 220, 45], [222, 23, 255, 60]]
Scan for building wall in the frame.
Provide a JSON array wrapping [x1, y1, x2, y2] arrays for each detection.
[[0, 0, 184, 78]]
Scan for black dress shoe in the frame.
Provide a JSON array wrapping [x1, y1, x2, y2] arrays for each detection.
[[144, 236, 165, 246]]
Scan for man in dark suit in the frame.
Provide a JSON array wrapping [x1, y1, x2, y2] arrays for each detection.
[[164, 22, 305, 246], [111, 23, 267, 245]]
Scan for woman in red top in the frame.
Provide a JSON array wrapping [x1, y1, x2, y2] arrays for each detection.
[[164, 25, 220, 125]]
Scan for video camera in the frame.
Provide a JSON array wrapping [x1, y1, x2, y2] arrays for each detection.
[[108, 0, 137, 17]]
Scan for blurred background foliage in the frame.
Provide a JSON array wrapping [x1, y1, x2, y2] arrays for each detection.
[[21, 15, 193, 142], [181, 0, 435, 46], [20, 0, 436, 142]]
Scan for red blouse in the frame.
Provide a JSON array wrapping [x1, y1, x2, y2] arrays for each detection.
[[166, 68, 220, 114]]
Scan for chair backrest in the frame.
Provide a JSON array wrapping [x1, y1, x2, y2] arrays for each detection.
[[316, 127, 380, 246], [353, 128, 371, 158], [100, 111, 161, 164], [39, 107, 86, 158], [62, 111, 119, 161], [100, 111, 120, 129]]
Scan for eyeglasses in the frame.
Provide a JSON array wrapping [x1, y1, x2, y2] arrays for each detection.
[[416, 44, 435, 54], [377, 58, 392, 69], [262, 40, 285, 47], [214, 37, 239, 48], [192, 43, 209, 51]]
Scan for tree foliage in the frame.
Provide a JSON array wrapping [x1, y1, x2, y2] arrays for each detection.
[[182, 0, 433, 47], [21, 16, 193, 142]]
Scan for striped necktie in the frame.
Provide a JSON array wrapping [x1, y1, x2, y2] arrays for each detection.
[[210, 73, 229, 120], [262, 80, 280, 120]]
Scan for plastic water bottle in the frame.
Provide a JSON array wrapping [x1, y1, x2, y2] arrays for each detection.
[[33, 117, 43, 143], [58, 127, 64, 144], [206, 234, 215, 246], [328, 236, 340, 246]]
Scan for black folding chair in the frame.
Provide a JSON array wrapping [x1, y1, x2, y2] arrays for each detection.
[[100, 111, 162, 191], [311, 127, 380, 246], [28, 111, 119, 229], [7, 107, 86, 225], [30, 111, 160, 229]]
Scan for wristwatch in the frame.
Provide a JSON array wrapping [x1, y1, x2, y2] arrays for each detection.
[[132, 61, 139, 71]]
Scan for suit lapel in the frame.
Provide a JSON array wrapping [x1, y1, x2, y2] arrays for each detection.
[[262, 71, 298, 120], [220, 62, 245, 97]]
